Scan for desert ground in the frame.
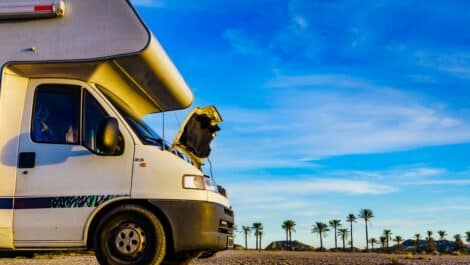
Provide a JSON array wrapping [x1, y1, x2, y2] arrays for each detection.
[[2, 250, 470, 265]]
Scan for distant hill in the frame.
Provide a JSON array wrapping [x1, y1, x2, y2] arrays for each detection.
[[391, 239, 469, 253], [265, 240, 315, 251]]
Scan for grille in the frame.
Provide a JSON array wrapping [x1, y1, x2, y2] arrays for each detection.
[[224, 207, 234, 217]]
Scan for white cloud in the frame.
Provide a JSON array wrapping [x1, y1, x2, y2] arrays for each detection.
[[222, 29, 265, 56], [292, 15, 308, 29], [389, 167, 446, 180], [397, 168, 470, 186], [411, 179, 470, 185], [413, 51, 470, 80], [130, 0, 164, 8], [372, 218, 438, 228], [418, 204, 470, 213], [208, 75, 470, 170], [265, 74, 382, 89], [228, 178, 395, 196]]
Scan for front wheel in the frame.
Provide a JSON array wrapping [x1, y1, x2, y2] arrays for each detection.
[[94, 204, 166, 265]]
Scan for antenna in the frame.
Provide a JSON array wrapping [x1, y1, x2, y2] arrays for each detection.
[[173, 111, 180, 125], [207, 157, 215, 181], [162, 112, 165, 151]]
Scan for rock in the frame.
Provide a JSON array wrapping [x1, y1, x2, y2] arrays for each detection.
[[265, 240, 315, 251]]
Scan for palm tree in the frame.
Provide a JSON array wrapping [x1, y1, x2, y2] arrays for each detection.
[[383, 229, 392, 249], [437, 230, 447, 252], [252, 222, 263, 250], [358, 209, 374, 250], [393, 235, 403, 251], [282, 221, 288, 243], [414, 233, 421, 253], [288, 220, 296, 245], [379, 236, 386, 250], [454, 234, 465, 252], [369, 238, 378, 250], [312, 222, 329, 250], [466, 231, 470, 243], [282, 220, 296, 248], [426, 230, 436, 252], [338, 228, 349, 251], [427, 230, 433, 237], [329, 219, 341, 249], [242, 226, 251, 249], [346, 214, 356, 250]]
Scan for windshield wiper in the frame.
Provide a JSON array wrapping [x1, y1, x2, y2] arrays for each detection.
[[144, 136, 162, 145], [144, 137, 171, 150]]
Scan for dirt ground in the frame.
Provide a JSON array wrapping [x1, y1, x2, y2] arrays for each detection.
[[1, 250, 470, 265]]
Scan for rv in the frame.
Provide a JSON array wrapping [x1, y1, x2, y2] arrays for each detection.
[[0, 1, 234, 264]]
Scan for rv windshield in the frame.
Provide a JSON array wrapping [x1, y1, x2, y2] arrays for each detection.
[[96, 85, 165, 148], [125, 115, 165, 147]]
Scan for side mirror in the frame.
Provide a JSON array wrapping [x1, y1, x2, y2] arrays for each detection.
[[96, 117, 121, 155]]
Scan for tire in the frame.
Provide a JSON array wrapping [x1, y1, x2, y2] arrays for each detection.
[[94, 204, 166, 265]]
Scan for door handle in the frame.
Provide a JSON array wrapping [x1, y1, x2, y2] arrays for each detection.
[[18, 152, 36, 169]]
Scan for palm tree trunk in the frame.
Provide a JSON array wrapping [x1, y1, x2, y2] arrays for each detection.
[[334, 227, 338, 249], [255, 233, 258, 250], [350, 222, 354, 251], [343, 236, 345, 251], [289, 230, 292, 247], [244, 233, 248, 249], [365, 220, 369, 250], [260, 234, 262, 250], [320, 232, 323, 249]]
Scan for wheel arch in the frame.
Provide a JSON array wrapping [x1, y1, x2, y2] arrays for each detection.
[[84, 198, 175, 254]]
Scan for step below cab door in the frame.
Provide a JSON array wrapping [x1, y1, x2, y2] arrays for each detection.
[[14, 79, 134, 246]]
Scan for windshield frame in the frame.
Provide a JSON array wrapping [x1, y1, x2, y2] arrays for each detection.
[[95, 84, 165, 147], [95, 84, 195, 165]]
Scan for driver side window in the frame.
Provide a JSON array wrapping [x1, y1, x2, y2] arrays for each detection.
[[32, 84, 81, 144], [31, 84, 123, 155]]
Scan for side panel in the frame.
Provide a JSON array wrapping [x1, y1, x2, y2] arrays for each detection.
[[13, 79, 135, 245], [0, 69, 29, 249], [131, 145, 207, 201]]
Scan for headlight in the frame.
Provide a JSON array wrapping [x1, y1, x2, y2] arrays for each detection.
[[205, 177, 219, 193], [183, 175, 206, 190], [182, 175, 219, 192]]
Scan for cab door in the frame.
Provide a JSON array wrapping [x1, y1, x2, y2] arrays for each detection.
[[14, 79, 134, 246]]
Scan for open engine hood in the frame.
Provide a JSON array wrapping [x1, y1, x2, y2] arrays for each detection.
[[172, 106, 222, 169]]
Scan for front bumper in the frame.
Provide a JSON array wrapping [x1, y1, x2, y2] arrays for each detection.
[[149, 200, 234, 254]]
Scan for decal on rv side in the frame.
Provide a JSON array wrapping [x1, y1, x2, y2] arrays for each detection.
[[0, 195, 125, 209]]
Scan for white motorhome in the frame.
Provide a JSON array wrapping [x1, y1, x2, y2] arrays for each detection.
[[0, 1, 233, 264]]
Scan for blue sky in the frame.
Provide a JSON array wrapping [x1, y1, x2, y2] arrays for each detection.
[[132, 0, 470, 248]]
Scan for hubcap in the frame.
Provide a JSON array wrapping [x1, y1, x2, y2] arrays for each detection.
[[114, 223, 146, 256]]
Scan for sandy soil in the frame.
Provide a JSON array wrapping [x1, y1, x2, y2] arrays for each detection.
[[192, 251, 470, 265], [1, 250, 470, 265]]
